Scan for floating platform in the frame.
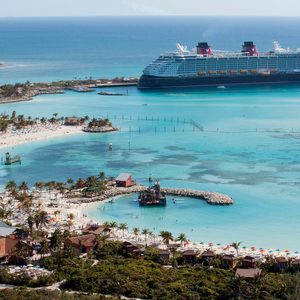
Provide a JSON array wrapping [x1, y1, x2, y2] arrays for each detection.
[[98, 91, 126, 96], [4, 152, 21, 165]]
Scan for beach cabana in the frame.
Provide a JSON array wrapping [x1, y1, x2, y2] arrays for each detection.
[[221, 254, 237, 269], [292, 259, 300, 271], [181, 250, 197, 264], [157, 249, 170, 263], [64, 234, 97, 255], [235, 268, 262, 279], [82, 224, 111, 236], [121, 241, 142, 257], [242, 256, 256, 269], [201, 250, 216, 260], [275, 257, 289, 271]]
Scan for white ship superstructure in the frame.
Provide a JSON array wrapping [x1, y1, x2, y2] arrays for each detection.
[[139, 41, 300, 89]]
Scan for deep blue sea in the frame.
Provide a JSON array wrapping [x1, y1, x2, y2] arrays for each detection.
[[2, 16, 300, 83], [1, 17, 300, 250]]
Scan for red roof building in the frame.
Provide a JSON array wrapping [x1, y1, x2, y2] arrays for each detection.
[[115, 173, 134, 187]]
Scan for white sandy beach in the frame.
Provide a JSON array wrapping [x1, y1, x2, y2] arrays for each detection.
[[0, 125, 83, 149]]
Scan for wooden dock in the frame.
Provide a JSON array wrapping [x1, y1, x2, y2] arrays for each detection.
[[95, 82, 138, 88]]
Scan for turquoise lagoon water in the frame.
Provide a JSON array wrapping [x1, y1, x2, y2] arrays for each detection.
[[1, 85, 300, 250]]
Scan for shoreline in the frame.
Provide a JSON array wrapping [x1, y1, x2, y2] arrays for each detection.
[[0, 125, 84, 150], [0, 78, 138, 105], [74, 196, 299, 260]]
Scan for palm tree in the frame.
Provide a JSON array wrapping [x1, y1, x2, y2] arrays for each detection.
[[142, 228, 150, 244], [118, 223, 128, 238], [34, 182, 45, 191], [27, 215, 34, 236], [159, 231, 174, 247], [98, 171, 106, 181], [109, 221, 117, 233], [176, 233, 187, 247], [231, 241, 242, 257], [19, 181, 29, 194], [34, 210, 48, 230], [9, 241, 32, 265], [75, 178, 86, 189], [66, 178, 74, 189], [49, 229, 62, 251], [5, 180, 17, 194], [39, 239, 50, 258], [16, 193, 33, 213], [133, 227, 140, 241]]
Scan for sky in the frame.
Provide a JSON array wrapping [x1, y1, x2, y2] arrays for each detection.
[[1, 0, 300, 17]]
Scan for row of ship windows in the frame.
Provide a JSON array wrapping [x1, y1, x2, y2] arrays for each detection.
[[178, 63, 300, 69]]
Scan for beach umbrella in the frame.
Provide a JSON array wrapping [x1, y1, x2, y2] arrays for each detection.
[[242, 246, 247, 249], [259, 247, 264, 250], [284, 250, 290, 253], [276, 249, 281, 252], [295, 251, 299, 254]]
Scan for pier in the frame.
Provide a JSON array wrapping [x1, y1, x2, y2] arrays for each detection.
[[74, 185, 233, 205]]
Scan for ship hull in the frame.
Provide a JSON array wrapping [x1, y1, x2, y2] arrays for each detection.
[[138, 73, 300, 89]]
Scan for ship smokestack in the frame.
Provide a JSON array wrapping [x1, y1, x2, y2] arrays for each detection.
[[197, 42, 213, 56], [242, 41, 259, 56]]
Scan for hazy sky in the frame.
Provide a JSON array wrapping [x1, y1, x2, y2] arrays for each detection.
[[1, 0, 300, 17]]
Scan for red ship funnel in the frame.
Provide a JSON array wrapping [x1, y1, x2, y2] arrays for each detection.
[[197, 42, 213, 56], [242, 41, 259, 56]]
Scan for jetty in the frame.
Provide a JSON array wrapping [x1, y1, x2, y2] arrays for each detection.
[[66, 86, 95, 93], [73, 185, 233, 206], [161, 188, 233, 205]]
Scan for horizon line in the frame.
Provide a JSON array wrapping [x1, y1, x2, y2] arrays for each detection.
[[1, 15, 300, 18]]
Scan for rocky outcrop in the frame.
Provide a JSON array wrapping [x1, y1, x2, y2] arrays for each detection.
[[82, 126, 118, 133]]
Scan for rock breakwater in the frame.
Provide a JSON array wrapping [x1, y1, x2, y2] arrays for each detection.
[[75, 185, 233, 205]]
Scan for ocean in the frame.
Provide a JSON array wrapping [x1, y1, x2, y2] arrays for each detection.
[[1, 16, 300, 83], [1, 16, 300, 250]]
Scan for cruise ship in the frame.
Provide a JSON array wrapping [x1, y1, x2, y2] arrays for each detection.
[[138, 41, 300, 89]]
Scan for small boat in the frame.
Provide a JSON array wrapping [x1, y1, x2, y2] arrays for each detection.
[[4, 152, 21, 165], [138, 181, 166, 207], [217, 85, 226, 89]]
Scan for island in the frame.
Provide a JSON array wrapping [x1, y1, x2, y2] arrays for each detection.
[[0, 77, 138, 104]]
